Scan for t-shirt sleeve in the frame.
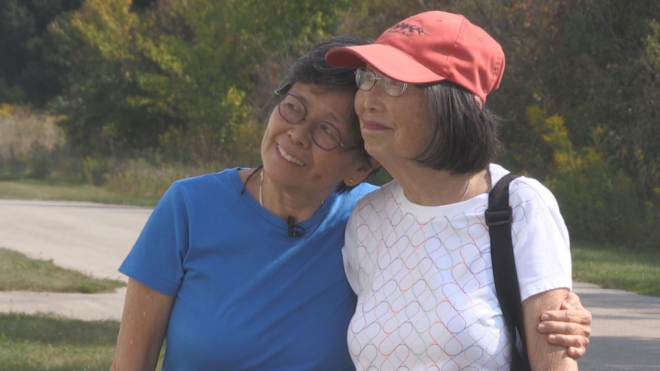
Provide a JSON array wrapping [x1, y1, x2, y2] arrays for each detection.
[[119, 182, 189, 296], [511, 178, 573, 302], [342, 209, 361, 295]]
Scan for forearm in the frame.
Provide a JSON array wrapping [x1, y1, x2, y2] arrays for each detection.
[[523, 288, 578, 371], [538, 291, 592, 358]]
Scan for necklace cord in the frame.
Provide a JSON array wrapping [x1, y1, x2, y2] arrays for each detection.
[[240, 165, 263, 195], [259, 169, 264, 206]]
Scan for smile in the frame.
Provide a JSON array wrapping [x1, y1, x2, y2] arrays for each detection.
[[362, 120, 391, 131], [277, 145, 306, 166]]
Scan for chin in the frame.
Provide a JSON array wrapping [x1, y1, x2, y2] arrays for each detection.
[[363, 141, 384, 158]]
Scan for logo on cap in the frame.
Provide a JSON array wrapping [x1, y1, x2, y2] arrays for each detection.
[[388, 22, 428, 37]]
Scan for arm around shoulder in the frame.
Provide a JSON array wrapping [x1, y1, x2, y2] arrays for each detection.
[[110, 278, 175, 371], [523, 288, 578, 371]]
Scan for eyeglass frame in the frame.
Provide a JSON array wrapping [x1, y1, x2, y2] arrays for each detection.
[[355, 67, 421, 97], [275, 92, 360, 152]]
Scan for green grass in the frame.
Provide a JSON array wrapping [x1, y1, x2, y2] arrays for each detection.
[[0, 248, 125, 293], [0, 179, 160, 207], [0, 313, 165, 371], [0, 180, 657, 369], [0, 313, 118, 371], [572, 241, 660, 297]]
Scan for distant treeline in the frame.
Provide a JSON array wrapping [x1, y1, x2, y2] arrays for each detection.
[[0, 0, 659, 248]]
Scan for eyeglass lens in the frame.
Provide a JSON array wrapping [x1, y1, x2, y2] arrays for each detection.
[[278, 94, 345, 151], [355, 68, 407, 97]]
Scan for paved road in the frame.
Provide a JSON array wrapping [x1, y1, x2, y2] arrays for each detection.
[[0, 199, 148, 320], [1, 199, 659, 369], [575, 282, 660, 370]]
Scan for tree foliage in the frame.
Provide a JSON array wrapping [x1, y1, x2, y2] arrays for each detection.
[[48, 0, 352, 163], [0, 0, 84, 106], [0, 0, 658, 247]]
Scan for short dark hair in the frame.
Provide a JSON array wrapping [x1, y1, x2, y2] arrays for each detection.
[[273, 36, 370, 96], [412, 81, 501, 174], [269, 36, 377, 193]]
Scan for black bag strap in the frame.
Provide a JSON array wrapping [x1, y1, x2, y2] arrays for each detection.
[[486, 172, 531, 371]]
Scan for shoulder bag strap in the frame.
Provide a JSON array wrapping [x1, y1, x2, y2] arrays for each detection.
[[486, 172, 531, 371]]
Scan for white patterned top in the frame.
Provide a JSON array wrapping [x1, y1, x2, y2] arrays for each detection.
[[342, 164, 572, 370]]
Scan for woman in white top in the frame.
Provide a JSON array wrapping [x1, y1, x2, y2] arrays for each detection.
[[327, 11, 585, 370]]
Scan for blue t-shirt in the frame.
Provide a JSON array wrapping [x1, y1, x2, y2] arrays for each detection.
[[119, 168, 377, 370]]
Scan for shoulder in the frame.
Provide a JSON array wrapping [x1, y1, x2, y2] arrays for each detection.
[[151, 168, 243, 213], [489, 164, 560, 211], [173, 168, 237, 188], [352, 181, 380, 197], [170, 168, 240, 196], [334, 182, 379, 206], [323, 182, 382, 222], [349, 180, 398, 219], [510, 177, 561, 213]]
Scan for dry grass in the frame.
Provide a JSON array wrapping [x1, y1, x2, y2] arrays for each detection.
[[0, 104, 64, 160], [104, 158, 224, 198]]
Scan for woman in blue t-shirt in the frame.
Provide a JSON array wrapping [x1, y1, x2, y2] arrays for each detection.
[[110, 36, 592, 370]]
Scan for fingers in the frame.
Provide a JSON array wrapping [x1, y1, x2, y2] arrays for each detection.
[[567, 346, 586, 359], [546, 334, 589, 359], [541, 308, 592, 326], [564, 291, 582, 309], [538, 320, 591, 337], [539, 292, 592, 360]]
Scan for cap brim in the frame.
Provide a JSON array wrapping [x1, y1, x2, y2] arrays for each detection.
[[326, 44, 447, 84]]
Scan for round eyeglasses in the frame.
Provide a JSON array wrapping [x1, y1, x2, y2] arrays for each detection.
[[355, 67, 409, 97], [277, 93, 358, 151]]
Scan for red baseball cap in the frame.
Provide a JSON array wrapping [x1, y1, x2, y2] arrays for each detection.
[[325, 11, 505, 102]]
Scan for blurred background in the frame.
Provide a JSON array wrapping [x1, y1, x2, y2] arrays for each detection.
[[1, 0, 659, 250]]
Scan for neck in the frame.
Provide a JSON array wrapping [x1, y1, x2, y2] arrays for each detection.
[[385, 161, 490, 206], [242, 168, 328, 222]]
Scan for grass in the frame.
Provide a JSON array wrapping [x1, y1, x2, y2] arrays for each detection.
[[0, 313, 165, 371], [0, 179, 160, 207], [0, 248, 125, 293], [0, 178, 657, 369], [0, 313, 118, 371], [572, 241, 660, 297]]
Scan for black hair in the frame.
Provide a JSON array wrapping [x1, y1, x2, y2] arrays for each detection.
[[412, 81, 501, 174], [268, 36, 378, 193]]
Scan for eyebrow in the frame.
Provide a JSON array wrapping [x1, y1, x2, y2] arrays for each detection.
[[294, 92, 348, 126]]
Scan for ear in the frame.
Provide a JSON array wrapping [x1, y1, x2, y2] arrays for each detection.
[[345, 156, 382, 186]]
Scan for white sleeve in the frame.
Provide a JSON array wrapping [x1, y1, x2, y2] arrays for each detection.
[[511, 178, 573, 302], [342, 209, 361, 295]]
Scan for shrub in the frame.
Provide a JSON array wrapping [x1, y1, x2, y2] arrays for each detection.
[[104, 158, 224, 198], [0, 104, 65, 179], [526, 106, 659, 248]]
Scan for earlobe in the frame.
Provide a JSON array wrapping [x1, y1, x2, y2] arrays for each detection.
[[368, 158, 381, 170], [346, 157, 381, 186]]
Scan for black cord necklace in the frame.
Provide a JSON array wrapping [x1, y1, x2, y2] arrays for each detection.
[[240, 165, 263, 195]]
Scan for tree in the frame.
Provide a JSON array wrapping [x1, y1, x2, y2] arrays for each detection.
[[0, 0, 84, 106], [50, 0, 353, 163]]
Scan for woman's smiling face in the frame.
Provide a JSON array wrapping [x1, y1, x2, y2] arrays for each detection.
[[354, 65, 433, 169], [261, 83, 371, 195]]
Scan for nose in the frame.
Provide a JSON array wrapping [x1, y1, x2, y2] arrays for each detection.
[[356, 82, 387, 114], [287, 117, 313, 148]]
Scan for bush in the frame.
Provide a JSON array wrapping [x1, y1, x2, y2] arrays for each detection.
[[0, 104, 65, 179], [104, 158, 224, 198], [526, 106, 659, 248]]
